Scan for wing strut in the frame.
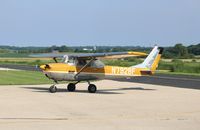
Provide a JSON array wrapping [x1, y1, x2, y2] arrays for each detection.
[[53, 57, 58, 63], [74, 57, 95, 79]]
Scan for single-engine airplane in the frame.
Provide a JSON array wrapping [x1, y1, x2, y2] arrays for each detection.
[[31, 46, 163, 93]]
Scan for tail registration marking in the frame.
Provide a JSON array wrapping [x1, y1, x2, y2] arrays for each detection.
[[112, 67, 135, 75]]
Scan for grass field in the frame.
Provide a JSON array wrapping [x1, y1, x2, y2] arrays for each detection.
[[0, 70, 53, 85]]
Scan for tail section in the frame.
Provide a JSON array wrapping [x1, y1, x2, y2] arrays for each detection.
[[132, 46, 164, 72]]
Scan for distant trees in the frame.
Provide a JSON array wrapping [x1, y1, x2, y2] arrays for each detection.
[[188, 43, 200, 55], [0, 45, 73, 53], [163, 43, 193, 59], [174, 44, 189, 57], [45, 45, 72, 52]]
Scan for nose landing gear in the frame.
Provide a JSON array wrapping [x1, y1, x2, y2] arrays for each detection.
[[49, 80, 58, 93], [49, 85, 57, 93]]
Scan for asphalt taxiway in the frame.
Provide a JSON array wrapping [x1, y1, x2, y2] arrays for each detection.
[[0, 80, 199, 130]]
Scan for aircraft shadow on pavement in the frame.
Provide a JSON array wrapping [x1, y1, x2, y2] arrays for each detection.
[[22, 86, 156, 95]]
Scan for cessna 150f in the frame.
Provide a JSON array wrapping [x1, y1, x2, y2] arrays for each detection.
[[31, 46, 163, 93]]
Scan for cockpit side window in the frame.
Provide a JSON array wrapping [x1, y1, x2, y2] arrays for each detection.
[[90, 60, 105, 68], [62, 56, 67, 63], [62, 56, 76, 65], [77, 59, 87, 66], [76, 59, 105, 68], [68, 57, 74, 64]]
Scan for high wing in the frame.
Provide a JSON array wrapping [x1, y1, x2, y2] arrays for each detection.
[[30, 51, 147, 59]]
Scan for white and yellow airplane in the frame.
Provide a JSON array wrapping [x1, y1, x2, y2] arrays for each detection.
[[32, 46, 163, 93]]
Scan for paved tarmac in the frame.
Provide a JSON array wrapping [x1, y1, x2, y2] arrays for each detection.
[[0, 80, 199, 130]]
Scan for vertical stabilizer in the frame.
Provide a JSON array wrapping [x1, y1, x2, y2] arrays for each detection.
[[132, 46, 163, 71]]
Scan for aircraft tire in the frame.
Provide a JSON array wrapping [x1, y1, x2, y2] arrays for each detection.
[[49, 85, 57, 93], [88, 84, 97, 93], [67, 83, 76, 92]]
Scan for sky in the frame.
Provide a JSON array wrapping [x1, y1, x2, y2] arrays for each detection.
[[0, 0, 200, 47]]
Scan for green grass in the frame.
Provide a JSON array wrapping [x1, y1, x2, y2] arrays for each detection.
[[158, 60, 200, 73], [0, 70, 53, 85]]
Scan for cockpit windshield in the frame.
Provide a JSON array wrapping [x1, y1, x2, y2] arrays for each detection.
[[76, 59, 104, 68]]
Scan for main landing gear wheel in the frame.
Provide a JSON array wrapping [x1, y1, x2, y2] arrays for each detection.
[[67, 83, 76, 92], [88, 84, 97, 93], [49, 85, 57, 93]]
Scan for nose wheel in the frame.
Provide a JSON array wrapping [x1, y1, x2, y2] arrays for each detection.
[[49, 85, 57, 93]]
